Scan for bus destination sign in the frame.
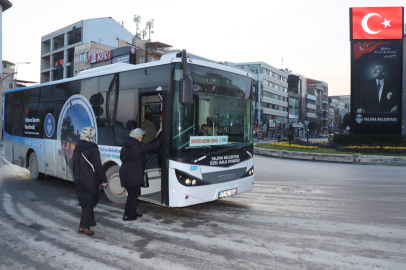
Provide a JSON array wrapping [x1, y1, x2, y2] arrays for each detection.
[[189, 136, 228, 147]]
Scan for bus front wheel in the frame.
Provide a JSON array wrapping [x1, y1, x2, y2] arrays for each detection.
[[104, 165, 127, 205], [29, 152, 45, 180]]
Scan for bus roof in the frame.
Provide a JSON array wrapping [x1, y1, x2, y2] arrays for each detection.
[[6, 53, 252, 93]]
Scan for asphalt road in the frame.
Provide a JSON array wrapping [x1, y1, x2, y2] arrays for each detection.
[[0, 148, 406, 270]]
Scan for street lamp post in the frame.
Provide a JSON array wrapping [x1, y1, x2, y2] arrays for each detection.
[[14, 62, 30, 89]]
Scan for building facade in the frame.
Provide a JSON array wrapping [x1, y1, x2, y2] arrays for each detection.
[[1, 60, 15, 90], [328, 103, 335, 133], [40, 17, 133, 83], [74, 42, 116, 75], [1, 60, 14, 136], [233, 62, 288, 136], [73, 40, 172, 76], [306, 78, 329, 134], [287, 73, 307, 136], [329, 96, 350, 132]]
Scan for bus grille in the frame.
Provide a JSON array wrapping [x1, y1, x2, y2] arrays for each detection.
[[4, 137, 12, 162]]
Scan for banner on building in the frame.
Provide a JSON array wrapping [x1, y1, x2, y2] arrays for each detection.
[[350, 7, 404, 134]]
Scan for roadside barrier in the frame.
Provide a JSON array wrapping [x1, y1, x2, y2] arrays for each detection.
[[254, 147, 406, 166]]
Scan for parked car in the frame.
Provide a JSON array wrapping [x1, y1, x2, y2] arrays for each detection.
[[321, 134, 328, 138], [328, 134, 334, 140]]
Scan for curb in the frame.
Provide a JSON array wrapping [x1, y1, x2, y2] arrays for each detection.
[[254, 147, 406, 166]]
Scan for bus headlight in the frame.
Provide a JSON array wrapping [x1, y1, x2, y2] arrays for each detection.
[[241, 166, 254, 178], [175, 169, 210, 187]]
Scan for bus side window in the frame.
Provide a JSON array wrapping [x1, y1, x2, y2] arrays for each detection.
[[12, 105, 22, 136], [4, 93, 13, 135]]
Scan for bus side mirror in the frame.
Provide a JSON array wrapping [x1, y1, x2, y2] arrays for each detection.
[[179, 77, 193, 105], [179, 49, 193, 106]]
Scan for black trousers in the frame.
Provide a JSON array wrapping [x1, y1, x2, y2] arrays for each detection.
[[80, 207, 95, 229], [124, 185, 140, 217]]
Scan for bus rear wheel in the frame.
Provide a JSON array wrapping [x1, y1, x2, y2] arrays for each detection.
[[104, 165, 127, 205], [29, 152, 45, 180]]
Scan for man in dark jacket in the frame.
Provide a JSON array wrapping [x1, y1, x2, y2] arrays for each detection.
[[356, 64, 398, 113], [119, 128, 161, 221], [73, 127, 107, 236]]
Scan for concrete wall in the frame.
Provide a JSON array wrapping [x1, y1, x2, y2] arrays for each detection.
[[83, 18, 132, 48], [254, 147, 406, 166]]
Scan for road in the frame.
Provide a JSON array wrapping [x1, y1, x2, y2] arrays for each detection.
[[0, 149, 406, 269]]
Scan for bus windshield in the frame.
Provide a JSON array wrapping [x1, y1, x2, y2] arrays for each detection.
[[171, 63, 253, 159]]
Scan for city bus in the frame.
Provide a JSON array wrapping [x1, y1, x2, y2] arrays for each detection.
[[2, 50, 255, 207]]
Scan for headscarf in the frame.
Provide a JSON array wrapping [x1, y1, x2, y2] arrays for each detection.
[[80, 127, 96, 142]]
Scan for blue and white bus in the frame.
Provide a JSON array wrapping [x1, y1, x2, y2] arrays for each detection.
[[2, 50, 255, 207]]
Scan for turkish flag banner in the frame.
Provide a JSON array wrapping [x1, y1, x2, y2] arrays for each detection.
[[351, 7, 404, 40]]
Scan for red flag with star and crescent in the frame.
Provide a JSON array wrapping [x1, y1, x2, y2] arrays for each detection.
[[353, 41, 389, 60], [351, 7, 403, 40]]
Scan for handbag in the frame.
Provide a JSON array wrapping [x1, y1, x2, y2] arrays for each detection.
[[81, 146, 95, 172], [141, 172, 149, 188]]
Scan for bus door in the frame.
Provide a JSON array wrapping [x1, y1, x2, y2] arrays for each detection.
[[43, 101, 64, 177], [11, 104, 23, 166], [138, 92, 163, 203]]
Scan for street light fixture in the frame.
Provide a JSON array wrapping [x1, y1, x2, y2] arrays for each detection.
[[14, 62, 31, 89]]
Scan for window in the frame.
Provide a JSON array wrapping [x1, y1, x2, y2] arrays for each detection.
[[8, 82, 13, 89], [78, 53, 87, 62]]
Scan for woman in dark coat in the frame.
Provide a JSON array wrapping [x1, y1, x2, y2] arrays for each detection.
[[120, 128, 161, 221], [73, 127, 107, 236]]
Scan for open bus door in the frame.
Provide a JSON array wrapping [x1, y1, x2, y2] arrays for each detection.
[[138, 91, 165, 205]]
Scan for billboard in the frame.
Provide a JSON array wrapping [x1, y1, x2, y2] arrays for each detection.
[[350, 7, 404, 134]]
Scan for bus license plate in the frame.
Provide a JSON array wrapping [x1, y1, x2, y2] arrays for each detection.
[[218, 188, 237, 199]]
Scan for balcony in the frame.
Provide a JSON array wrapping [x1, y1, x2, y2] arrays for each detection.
[[306, 94, 317, 101], [306, 103, 316, 110], [306, 112, 317, 118]]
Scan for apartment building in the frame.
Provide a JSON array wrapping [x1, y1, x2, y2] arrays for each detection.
[[73, 40, 172, 76], [328, 104, 335, 133], [287, 72, 307, 136], [40, 17, 133, 83], [1, 60, 15, 90], [234, 62, 288, 131], [306, 78, 328, 134], [74, 42, 116, 76], [329, 96, 350, 132]]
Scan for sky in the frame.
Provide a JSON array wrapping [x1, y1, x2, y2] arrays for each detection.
[[2, 0, 406, 96]]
